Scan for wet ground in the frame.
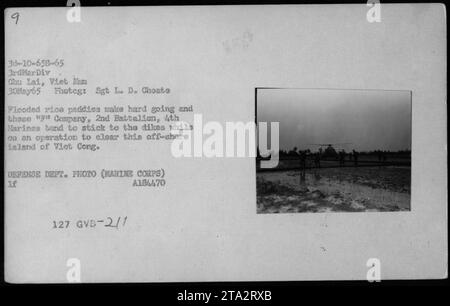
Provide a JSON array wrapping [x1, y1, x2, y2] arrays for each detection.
[[256, 166, 410, 213]]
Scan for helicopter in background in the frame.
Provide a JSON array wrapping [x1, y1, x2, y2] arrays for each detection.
[[307, 143, 353, 159]]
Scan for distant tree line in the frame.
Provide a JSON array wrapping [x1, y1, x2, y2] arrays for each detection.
[[257, 147, 411, 158]]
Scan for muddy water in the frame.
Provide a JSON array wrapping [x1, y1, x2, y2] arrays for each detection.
[[257, 167, 410, 213]]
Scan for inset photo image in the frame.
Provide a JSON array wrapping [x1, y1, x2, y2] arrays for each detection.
[[256, 88, 411, 213]]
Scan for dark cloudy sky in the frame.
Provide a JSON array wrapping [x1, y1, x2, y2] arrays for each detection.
[[257, 89, 411, 152]]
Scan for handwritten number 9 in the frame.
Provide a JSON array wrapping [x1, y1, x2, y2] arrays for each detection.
[[11, 12, 19, 25]]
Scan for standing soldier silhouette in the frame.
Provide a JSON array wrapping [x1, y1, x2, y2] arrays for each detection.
[[339, 150, 346, 167], [298, 150, 307, 190], [314, 152, 321, 168], [352, 149, 359, 166], [299, 150, 306, 171]]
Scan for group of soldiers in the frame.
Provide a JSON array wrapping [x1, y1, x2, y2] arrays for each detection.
[[297, 149, 390, 170], [338, 150, 359, 167], [298, 150, 321, 170], [297, 149, 366, 170], [298, 152, 324, 169], [375, 150, 388, 163]]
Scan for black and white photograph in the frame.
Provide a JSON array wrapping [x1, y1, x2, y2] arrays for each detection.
[[257, 88, 412, 213]]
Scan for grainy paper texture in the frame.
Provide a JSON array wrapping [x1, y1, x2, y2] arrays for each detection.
[[4, 4, 447, 282]]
